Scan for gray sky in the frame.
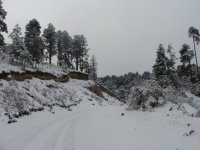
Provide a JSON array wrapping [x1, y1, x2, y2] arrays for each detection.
[[3, 0, 200, 76]]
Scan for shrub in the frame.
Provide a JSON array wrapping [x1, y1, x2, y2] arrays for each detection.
[[127, 80, 166, 110]]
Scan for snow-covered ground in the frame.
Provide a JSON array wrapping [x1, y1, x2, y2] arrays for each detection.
[[0, 55, 66, 77], [0, 56, 200, 150], [0, 100, 200, 150]]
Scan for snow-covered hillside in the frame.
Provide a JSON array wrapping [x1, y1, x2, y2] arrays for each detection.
[[0, 56, 200, 150], [0, 78, 119, 123]]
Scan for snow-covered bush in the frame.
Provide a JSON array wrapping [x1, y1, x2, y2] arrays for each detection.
[[164, 86, 187, 104], [191, 83, 200, 97], [127, 80, 200, 117], [127, 80, 166, 110], [1, 81, 29, 114]]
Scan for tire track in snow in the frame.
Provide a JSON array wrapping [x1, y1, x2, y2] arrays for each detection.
[[0, 113, 71, 150], [53, 115, 80, 150], [0, 111, 92, 150], [38, 112, 89, 150]]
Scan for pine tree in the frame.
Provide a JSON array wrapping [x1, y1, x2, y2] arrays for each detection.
[[89, 55, 97, 81], [9, 24, 24, 60], [43, 23, 57, 64], [62, 31, 72, 68], [72, 35, 88, 71], [166, 44, 178, 87], [56, 30, 73, 68], [0, 0, 7, 46], [152, 44, 178, 88], [56, 30, 64, 66], [179, 44, 194, 81], [188, 26, 200, 79], [153, 44, 168, 81], [24, 19, 44, 67]]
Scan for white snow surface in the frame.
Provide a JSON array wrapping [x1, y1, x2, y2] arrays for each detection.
[[0, 99, 200, 150], [0, 57, 66, 77]]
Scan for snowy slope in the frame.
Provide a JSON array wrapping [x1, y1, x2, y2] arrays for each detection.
[[0, 56, 200, 150], [0, 78, 120, 123]]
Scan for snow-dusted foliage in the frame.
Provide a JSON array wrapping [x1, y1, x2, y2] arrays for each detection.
[[127, 80, 166, 110], [98, 72, 146, 102], [191, 82, 200, 97], [0, 80, 29, 115], [152, 44, 179, 88], [0, 0, 7, 46], [9, 24, 24, 60], [127, 80, 200, 117], [24, 19, 44, 65]]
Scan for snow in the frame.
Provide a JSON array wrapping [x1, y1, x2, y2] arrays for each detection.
[[185, 92, 200, 110], [0, 99, 200, 150], [0, 61, 23, 74], [0, 56, 66, 77]]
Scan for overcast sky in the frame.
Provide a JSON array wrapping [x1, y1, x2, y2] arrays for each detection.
[[3, 0, 200, 76]]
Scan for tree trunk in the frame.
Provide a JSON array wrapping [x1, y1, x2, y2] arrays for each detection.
[[76, 51, 79, 70], [49, 47, 52, 64]]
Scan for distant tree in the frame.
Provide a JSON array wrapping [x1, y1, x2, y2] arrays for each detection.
[[9, 24, 31, 69], [188, 26, 200, 79], [62, 31, 73, 68], [25, 19, 44, 67], [0, 0, 7, 46], [89, 55, 97, 81], [9, 24, 24, 60], [56, 30, 63, 66], [153, 44, 168, 81], [56, 30, 73, 69], [179, 44, 194, 81], [72, 35, 88, 71], [82, 56, 90, 72], [142, 71, 151, 80], [153, 44, 178, 88], [166, 44, 178, 87], [43, 23, 57, 64]]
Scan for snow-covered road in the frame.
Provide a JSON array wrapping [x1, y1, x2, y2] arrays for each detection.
[[0, 102, 200, 150], [0, 104, 94, 150]]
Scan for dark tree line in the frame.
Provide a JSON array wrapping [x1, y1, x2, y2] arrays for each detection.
[[98, 71, 151, 101]]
